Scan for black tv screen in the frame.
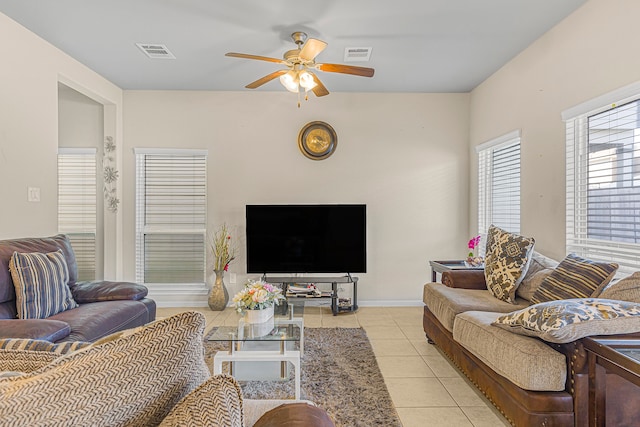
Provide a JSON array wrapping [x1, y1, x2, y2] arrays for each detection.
[[246, 204, 367, 274]]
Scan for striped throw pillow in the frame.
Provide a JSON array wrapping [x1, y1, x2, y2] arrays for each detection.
[[9, 250, 78, 319], [0, 338, 89, 354], [530, 253, 618, 305]]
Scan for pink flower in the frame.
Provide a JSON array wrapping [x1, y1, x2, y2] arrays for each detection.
[[224, 263, 229, 271], [468, 235, 480, 250]]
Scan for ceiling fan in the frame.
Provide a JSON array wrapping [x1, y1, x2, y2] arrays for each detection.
[[226, 31, 375, 107]]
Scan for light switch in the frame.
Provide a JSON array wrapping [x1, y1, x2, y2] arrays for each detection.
[[229, 273, 237, 284], [28, 187, 40, 202]]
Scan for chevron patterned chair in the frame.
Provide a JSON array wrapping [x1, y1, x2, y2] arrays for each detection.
[[0, 311, 334, 427]]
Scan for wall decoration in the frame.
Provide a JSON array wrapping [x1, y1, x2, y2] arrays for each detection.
[[298, 121, 338, 160], [102, 136, 119, 213]]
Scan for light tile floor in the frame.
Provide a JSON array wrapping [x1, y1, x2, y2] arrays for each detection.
[[156, 305, 510, 427]]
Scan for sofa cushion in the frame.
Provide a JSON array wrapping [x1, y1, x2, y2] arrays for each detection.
[[530, 254, 618, 305], [492, 298, 640, 343], [423, 283, 530, 332], [0, 319, 70, 342], [9, 250, 78, 319], [159, 374, 244, 427], [516, 269, 554, 302], [517, 252, 559, 301], [0, 311, 210, 426], [70, 281, 148, 303], [47, 300, 152, 342], [484, 225, 535, 304], [453, 311, 567, 391], [596, 271, 640, 302]]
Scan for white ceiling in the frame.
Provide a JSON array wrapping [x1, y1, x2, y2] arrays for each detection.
[[0, 0, 587, 93]]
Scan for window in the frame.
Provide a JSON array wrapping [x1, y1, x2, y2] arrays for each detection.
[[565, 87, 640, 271], [135, 149, 207, 284], [477, 130, 521, 235], [57, 148, 97, 281]]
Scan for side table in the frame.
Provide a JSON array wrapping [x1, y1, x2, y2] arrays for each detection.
[[583, 337, 640, 427], [429, 260, 484, 283]]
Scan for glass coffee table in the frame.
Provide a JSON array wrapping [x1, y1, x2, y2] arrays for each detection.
[[207, 301, 304, 399]]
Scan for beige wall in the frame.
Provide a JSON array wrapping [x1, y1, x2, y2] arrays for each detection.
[[0, 12, 123, 278], [0, 13, 123, 252], [469, 0, 640, 260], [123, 91, 470, 303]]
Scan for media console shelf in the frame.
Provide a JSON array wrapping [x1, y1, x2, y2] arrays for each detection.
[[265, 276, 359, 316]]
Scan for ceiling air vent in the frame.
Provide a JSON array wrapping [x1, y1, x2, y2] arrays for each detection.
[[344, 47, 372, 62], [136, 43, 176, 59]]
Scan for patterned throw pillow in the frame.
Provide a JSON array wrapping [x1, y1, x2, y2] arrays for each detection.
[[598, 272, 640, 303], [9, 250, 78, 319], [484, 225, 535, 304], [530, 253, 618, 305], [493, 298, 640, 343]]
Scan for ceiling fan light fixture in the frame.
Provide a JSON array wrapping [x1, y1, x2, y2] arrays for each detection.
[[279, 70, 299, 93], [299, 71, 317, 90]]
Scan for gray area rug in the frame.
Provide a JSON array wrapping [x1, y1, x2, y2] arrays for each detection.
[[204, 327, 402, 427]]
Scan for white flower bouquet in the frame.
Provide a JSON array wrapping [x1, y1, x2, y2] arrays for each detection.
[[232, 280, 286, 312]]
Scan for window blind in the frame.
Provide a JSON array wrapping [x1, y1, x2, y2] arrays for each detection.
[[477, 131, 521, 235], [135, 149, 207, 284], [57, 148, 97, 281], [565, 98, 640, 271]]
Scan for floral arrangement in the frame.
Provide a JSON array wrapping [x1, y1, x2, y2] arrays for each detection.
[[209, 224, 237, 271], [233, 280, 286, 312], [466, 235, 484, 267]]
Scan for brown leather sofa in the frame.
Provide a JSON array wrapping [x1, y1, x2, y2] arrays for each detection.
[[0, 235, 155, 342], [423, 269, 640, 427]]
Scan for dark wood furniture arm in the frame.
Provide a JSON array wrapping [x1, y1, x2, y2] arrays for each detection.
[[441, 270, 487, 289]]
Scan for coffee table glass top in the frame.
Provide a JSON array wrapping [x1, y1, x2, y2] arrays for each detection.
[[207, 301, 304, 343]]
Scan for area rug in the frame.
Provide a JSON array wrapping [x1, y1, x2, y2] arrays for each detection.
[[204, 327, 402, 427]]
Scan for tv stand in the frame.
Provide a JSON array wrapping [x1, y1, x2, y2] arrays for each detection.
[[265, 275, 359, 316]]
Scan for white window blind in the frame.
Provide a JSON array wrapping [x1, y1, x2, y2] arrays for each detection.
[[58, 148, 97, 281], [477, 131, 521, 235], [135, 149, 207, 284], [565, 96, 640, 271]]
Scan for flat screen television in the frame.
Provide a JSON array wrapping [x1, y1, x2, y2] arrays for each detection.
[[246, 204, 367, 274]]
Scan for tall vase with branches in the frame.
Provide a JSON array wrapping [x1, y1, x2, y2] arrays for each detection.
[[207, 224, 237, 311]]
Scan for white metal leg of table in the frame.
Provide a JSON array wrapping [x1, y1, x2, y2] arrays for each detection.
[[213, 349, 301, 400]]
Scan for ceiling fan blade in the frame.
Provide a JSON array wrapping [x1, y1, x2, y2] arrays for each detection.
[[299, 38, 327, 62], [226, 52, 285, 64], [245, 70, 288, 89], [317, 63, 375, 77], [311, 74, 329, 97]]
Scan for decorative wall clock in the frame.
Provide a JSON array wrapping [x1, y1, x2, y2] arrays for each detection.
[[298, 121, 337, 160]]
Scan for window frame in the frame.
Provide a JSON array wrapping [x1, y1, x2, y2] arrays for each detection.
[[563, 82, 640, 272], [134, 148, 208, 285], [476, 130, 522, 236]]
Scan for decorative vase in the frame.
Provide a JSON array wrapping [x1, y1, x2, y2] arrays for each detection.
[[244, 305, 275, 324], [207, 269, 228, 311]]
